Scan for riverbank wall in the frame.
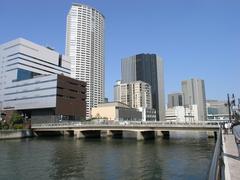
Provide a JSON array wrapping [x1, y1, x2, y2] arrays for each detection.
[[0, 129, 33, 140]]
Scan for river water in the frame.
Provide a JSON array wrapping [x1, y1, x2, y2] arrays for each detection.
[[0, 132, 215, 180]]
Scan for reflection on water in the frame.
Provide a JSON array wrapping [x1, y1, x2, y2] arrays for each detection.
[[0, 132, 215, 180]]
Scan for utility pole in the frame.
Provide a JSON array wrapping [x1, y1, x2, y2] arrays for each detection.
[[227, 94, 232, 123]]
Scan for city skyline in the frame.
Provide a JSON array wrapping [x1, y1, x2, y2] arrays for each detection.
[[1, 0, 240, 101]]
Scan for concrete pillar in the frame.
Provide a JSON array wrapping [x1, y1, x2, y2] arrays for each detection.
[[74, 130, 85, 139], [101, 130, 112, 138], [106, 130, 113, 137], [136, 131, 144, 140], [156, 131, 163, 137], [64, 130, 74, 136], [207, 131, 215, 138]]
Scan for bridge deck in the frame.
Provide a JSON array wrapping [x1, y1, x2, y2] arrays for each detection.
[[223, 134, 240, 180]]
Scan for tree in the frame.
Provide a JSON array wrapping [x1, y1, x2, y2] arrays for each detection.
[[10, 112, 23, 128]]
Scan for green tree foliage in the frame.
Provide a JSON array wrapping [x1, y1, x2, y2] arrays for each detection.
[[10, 112, 23, 128]]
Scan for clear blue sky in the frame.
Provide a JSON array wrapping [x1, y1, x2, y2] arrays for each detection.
[[1, 0, 240, 102]]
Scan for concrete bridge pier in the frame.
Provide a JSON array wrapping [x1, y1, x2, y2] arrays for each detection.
[[100, 130, 113, 138], [74, 130, 85, 139], [155, 131, 163, 137], [64, 130, 74, 136], [207, 131, 218, 139], [74, 130, 101, 139], [122, 131, 155, 140]]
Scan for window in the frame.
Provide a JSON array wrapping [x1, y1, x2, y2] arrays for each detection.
[[16, 68, 40, 81]]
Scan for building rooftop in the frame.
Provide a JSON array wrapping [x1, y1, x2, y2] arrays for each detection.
[[97, 101, 130, 108]]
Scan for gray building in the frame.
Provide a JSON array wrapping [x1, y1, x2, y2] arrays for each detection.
[[121, 54, 165, 121], [114, 80, 121, 102], [181, 79, 207, 121], [168, 93, 183, 108]]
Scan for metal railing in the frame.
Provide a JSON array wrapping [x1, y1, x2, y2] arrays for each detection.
[[31, 121, 221, 129], [208, 128, 224, 180]]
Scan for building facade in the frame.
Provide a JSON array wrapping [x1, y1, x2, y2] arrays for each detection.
[[114, 81, 152, 109], [91, 102, 142, 121], [114, 80, 156, 121], [121, 53, 165, 121], [181, 79, 207, 121], [207, 100, 229, 120], [0, 38, 86, 123], [168, 93, 183, 108], [65, 3, 105, 118], [165, 105, 198, 123], [113, 80, 121, 102]]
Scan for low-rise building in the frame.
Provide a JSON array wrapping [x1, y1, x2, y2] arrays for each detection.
[[91, 102, 142, 121], [138, 107, 156, 121], [207, 100, 229, 120], [165, 105, 198, 123]]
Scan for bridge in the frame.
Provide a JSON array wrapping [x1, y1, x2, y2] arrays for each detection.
[[32, 121, 221, 140]]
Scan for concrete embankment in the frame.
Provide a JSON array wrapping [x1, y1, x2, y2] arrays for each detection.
[[0, 129, 32, 140]]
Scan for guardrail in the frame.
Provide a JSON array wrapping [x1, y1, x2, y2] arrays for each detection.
[[208, 128, 224, 180], [31, 121, 221, 129]]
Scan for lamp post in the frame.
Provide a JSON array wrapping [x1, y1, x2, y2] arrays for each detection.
[[227, 94, 232, 123]]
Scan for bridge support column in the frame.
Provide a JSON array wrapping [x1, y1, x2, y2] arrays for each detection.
[[136, 131, 144, 140], [101, 130, 113, 138], [207, 131, 215, 138], [64, 130, 74, 136], [74, 130, 84, 139], [156, 131, 163, 137]]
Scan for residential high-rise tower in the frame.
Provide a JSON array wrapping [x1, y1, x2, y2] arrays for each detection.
[[65, 3, 105, 118], [114, 81, 152, 109]]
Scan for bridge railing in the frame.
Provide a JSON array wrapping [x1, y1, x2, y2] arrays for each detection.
[[31, 120, 222, 129], [208, 128, 224, 180]]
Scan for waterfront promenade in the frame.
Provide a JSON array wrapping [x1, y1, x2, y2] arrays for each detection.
[[223, 133, 240, 180]]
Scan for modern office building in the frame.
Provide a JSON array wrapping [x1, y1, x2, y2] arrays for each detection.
[[181, 78, 207, 121], [207, 100, 229, 120], [168, 92, 183, 108], [0, 38, 86, 123], [121, 53, 165, 121], [165, 105, 198, 123], [91, 102, 142, 121], [65, 3, 105, 118]]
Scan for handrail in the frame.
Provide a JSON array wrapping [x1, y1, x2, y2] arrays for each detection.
[[31, 121, 220, 129], [208, 128, 224, 180]]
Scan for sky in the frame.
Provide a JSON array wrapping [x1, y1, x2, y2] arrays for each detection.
[[0, 0, 240, 102]]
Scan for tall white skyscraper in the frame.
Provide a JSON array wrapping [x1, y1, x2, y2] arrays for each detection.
[[181, 78, 207, 121], [65, 3, 105, 118]]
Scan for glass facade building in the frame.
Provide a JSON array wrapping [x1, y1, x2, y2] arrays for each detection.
[[121, 54, 165, 121]]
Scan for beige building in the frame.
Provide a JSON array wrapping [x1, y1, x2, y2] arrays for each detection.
[[114, 81, 152, 109], [114, 81, 156, 121], [91, 102, 142, 121]]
